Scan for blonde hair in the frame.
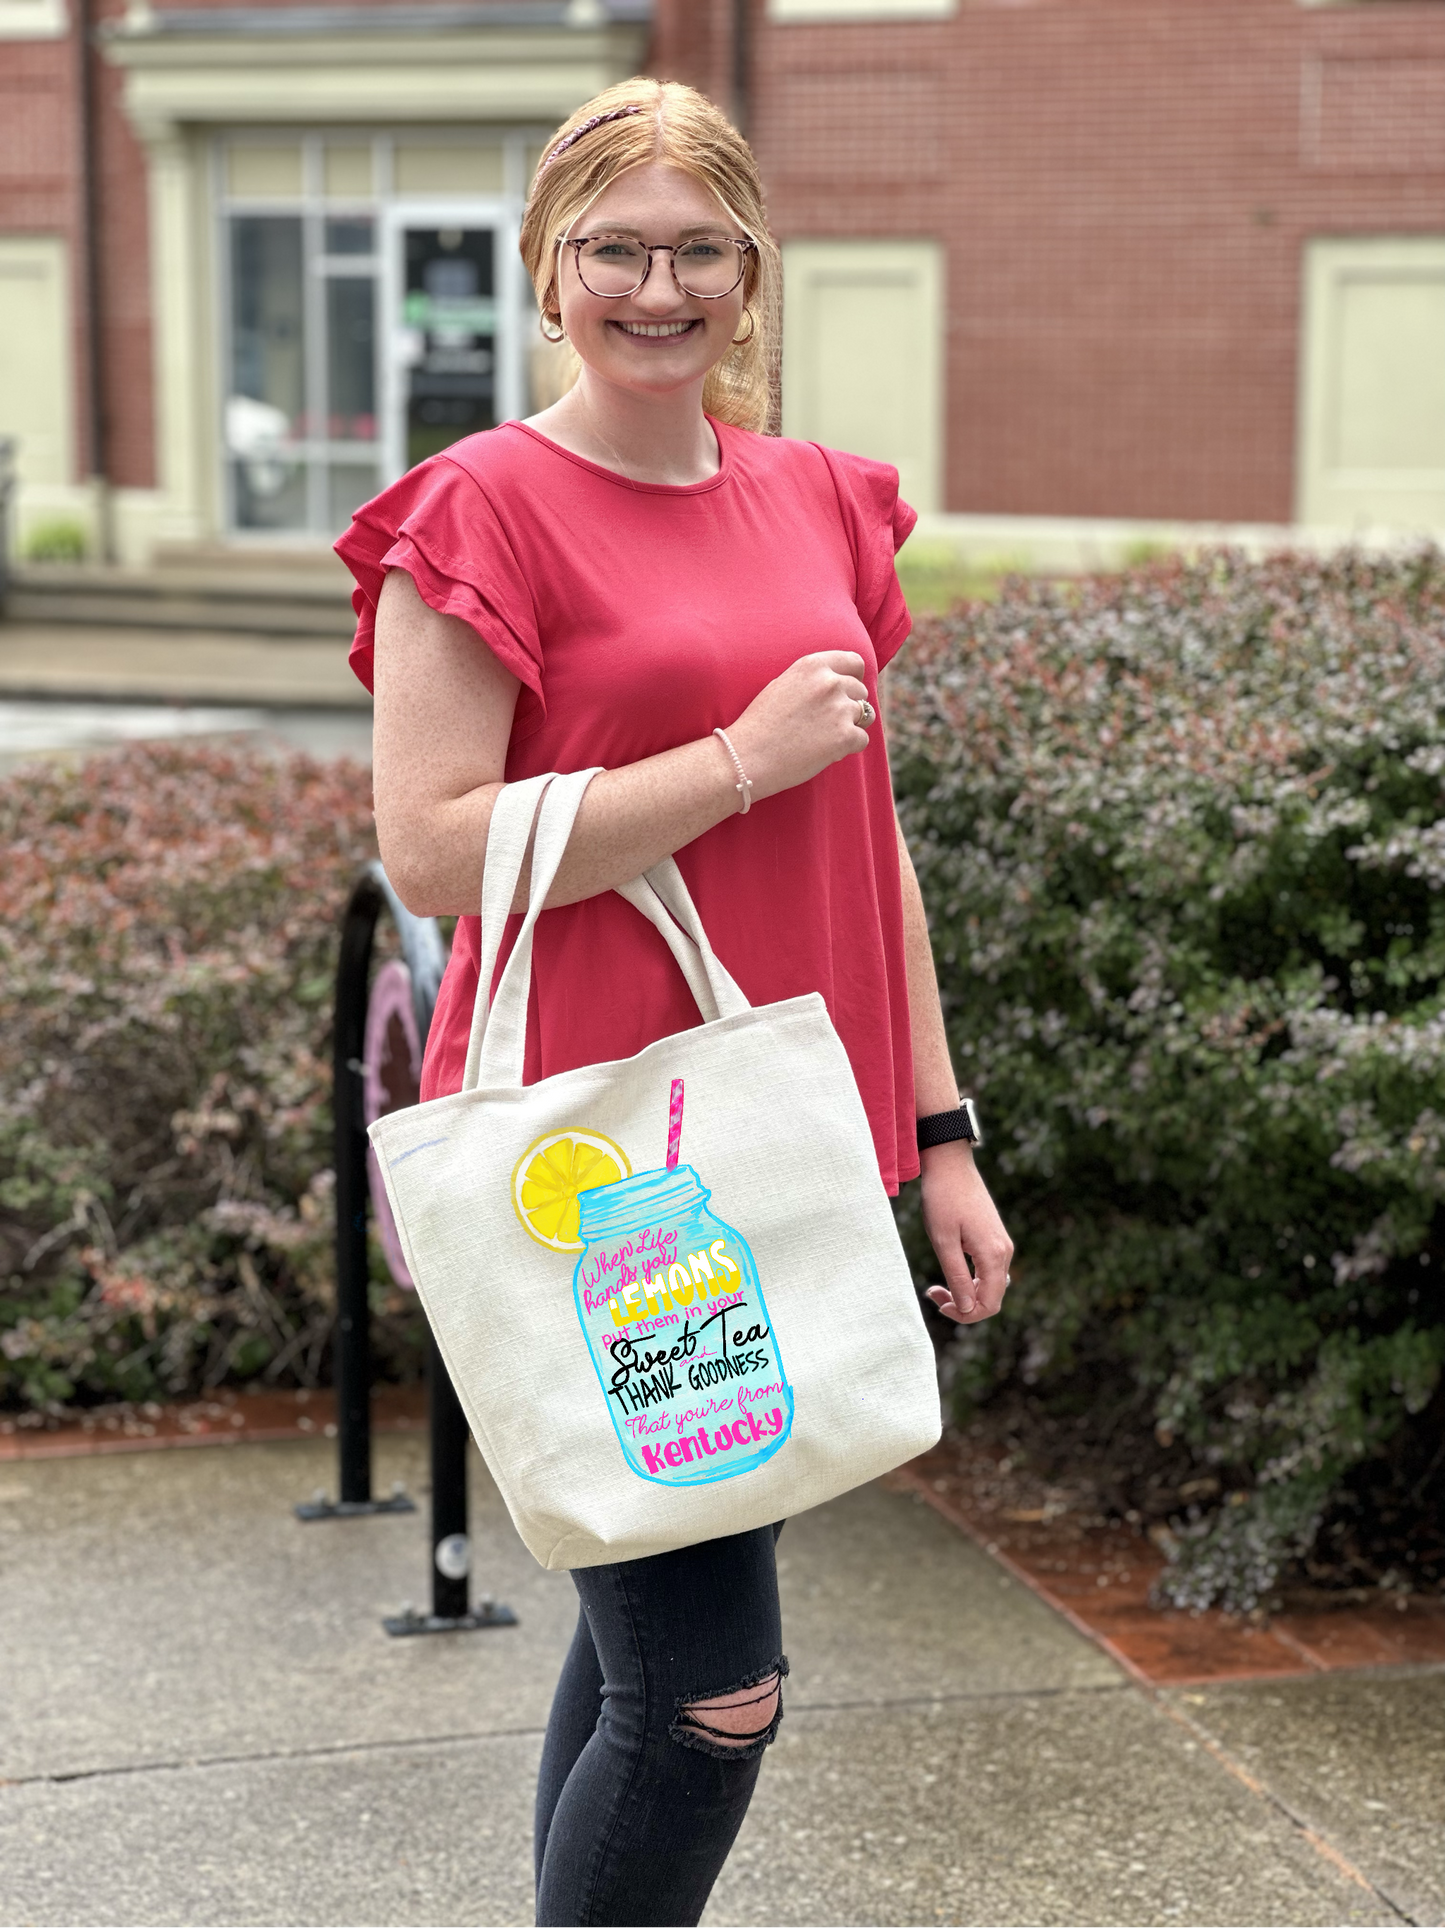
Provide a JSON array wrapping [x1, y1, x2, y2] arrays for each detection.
[[520, 78, 781, 435]]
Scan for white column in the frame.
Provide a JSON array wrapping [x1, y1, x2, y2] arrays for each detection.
[[143, 125, 209, 543]]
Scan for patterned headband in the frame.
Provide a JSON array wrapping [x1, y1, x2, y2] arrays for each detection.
[[537, 105, 645, 176]]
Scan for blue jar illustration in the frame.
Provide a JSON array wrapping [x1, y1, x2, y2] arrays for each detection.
[[572, 1147, 794, 1487]]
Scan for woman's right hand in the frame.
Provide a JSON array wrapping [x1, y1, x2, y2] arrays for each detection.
[[725, 651, 873, 802]]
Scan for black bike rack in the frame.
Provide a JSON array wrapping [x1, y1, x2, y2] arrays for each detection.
[[297, 861, 517, 1637]]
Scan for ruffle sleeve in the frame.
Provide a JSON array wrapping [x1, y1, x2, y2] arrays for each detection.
[[333, 452, 545, 712], [814, 445, 918, 671]]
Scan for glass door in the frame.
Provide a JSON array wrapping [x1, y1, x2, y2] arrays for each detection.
[[401, 225, 496, 465], [382, 205, 524, 481]]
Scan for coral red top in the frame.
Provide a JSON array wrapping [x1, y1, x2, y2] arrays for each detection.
[[336, 418, 920, 1192]]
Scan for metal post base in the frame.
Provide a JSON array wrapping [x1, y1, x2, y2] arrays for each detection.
[[295, 1483, 416, 1522], [383, 1597, 519, 1637]]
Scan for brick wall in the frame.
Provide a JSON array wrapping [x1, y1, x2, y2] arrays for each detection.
[[0, 0, 153, 490], [650, 0, 738, 117], [0, 31, 81, 479], [652, 0, 1445, 523]]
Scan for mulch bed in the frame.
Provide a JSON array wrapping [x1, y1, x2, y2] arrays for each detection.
[[886, 1416, 1445, 1685], [0, 1385, 426, 1458]]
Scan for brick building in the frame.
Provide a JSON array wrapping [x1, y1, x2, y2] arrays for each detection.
[[1, 0, 1442, 562], [655, 0, 1445, 533]]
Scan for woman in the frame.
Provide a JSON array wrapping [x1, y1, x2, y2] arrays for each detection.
[[337, 76, 1012, 1928]]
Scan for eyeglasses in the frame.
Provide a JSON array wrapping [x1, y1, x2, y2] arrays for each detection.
[[563, 233, 755, 301]]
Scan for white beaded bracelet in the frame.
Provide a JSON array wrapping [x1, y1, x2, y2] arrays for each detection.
[[712, 726, 754, 815]]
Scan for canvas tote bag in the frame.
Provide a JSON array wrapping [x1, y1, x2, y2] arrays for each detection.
[[368, 767, 941, 1569]]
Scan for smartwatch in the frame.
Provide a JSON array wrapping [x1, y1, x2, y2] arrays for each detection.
[[915, 1100, 984, 1150]]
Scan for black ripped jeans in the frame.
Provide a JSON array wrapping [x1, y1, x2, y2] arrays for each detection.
[[534, 1522, 786, 1927]]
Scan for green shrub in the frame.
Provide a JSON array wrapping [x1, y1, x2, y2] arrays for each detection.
[[21, 517, 88, 563], [889, 548, 1445, 1611], [0, 744, 425, 1412]]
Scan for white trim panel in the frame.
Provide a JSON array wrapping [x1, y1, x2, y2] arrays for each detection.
[[782, 238, 944, 513], [769, 0, 954, 18], [1297, 235, 1445, 535], [0, 236, 73, 488], [0, 0, 66, 38]]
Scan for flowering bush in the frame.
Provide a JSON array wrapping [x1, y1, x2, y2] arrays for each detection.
[[0, 744, 424, 1412], [889, 549, 1445, 1610]]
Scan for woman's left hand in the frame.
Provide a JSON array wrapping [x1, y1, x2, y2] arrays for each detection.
[[919, 1141, 1014, 1324]]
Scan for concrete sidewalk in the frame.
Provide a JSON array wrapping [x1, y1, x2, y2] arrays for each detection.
[[0, 1437, 1437, 1926]]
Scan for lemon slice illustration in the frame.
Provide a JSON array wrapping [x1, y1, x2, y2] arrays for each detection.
[[511, 1129, 631, 1252]]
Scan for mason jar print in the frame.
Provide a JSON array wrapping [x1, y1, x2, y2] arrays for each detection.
[[573, 1163, 794, 1486]]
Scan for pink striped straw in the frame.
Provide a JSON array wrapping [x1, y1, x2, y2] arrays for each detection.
[[665, 1079, 685, 1169]]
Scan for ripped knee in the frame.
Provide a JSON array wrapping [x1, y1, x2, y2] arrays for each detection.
[[670, 1658, 789, 1761]]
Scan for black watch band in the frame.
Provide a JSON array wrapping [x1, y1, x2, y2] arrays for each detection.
[[916, 1100, 983, 1150]]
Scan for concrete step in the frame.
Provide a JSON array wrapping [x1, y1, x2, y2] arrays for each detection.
[[6, 557, 357, 639], [0, 622, 367, 707]]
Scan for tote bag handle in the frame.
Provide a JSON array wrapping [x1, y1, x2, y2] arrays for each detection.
[[463, 767, 749, 1094], [461, 771, 563, 1091], [616, 851, 750, 1009]]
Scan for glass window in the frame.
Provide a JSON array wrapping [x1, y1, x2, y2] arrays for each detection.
[[223, 195, 381, 534], [328, 463, 380, 529], [230, 455, 307, 532], [228, 216, 306, 529], [327, 276, 376, 440], [325, 217, 375, 257], [229, 216, 304, 430]]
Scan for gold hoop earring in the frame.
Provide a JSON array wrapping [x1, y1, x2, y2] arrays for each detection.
[[731, 309, 756, 348], [540, 315, 566, 344]]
